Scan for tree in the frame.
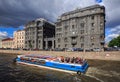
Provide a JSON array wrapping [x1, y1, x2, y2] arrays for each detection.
[[108, 35, 120, 47]]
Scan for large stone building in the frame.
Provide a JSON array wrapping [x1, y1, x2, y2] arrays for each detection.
[[14, 30, 25, 49], [25, 18, 55, 50], [2, 38, 14, 48], [55, 5, 105, 50]]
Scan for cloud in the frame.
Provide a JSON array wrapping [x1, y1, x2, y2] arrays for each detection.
[[0, 0, 72, 27], [0, 31, 8, 39], [0, 0, 119, 26], [105, 34, 119, 43], [110, 25, 120, 34], [0, 0, 119, 29], [105, 25, 120, 42], [104, 0, 120, 28]]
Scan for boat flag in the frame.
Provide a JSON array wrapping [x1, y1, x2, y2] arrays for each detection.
[[96, 0, 102, 3]]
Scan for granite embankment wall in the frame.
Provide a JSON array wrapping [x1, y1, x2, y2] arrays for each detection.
[[0, 50, 120, 61]]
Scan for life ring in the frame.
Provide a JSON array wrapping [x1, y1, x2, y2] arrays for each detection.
[[77, 71, 81, 75]]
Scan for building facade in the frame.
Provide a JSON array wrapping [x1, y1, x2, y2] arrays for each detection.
[[55, 5, 105, 50], [14, 30, 25, 49], [25, 18, 55, 50], [2, 38, 14, 48]]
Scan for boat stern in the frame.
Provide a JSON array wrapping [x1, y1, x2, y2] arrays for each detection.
[[76, 62, 89, 75]]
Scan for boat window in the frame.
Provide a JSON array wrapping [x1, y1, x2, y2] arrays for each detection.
[[71, 66, 75, 68]]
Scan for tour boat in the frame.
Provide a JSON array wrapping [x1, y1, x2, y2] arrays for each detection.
[[14, 54, 89, 75]]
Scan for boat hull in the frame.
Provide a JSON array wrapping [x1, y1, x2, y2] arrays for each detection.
[[17, 61, 77, 74]]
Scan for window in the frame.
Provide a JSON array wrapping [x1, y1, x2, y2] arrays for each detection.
[[56, 28, 62, 32], [59, 33, 62, 37], [58, 38, 61, 43], [38, 27, 42, 30], [65, 44, 67, 47], [57, 22, 61, 26], [91, 36, 95, 42], [72, 44, 75, 47], [33, 32, 35, 34], [100, 27, 103, 30], [56, 34, 58, 37], [38, 31, 42, 34], [80, 23, 84, 28], [81, 43, 84, 48], [25, 32, 27, 35], [80, 36, 84, 42], [91, 36, 94, 40], [91, 28, 94, 32], [39, 40, 41, 43], [33, 40, 34, 43], [72, 37, 76, 40], [38, 36, 42, 39], [58, 45, 60, 48], [64, 25, 68, 30], [100, 35, 104, 39], [92, 43, 94, 45], [64, 38, 68, 42], [72, 25, 75, 29], [80, 30, 84, 34], [91, 23, 94, 27], [91, 16, 94, 20]]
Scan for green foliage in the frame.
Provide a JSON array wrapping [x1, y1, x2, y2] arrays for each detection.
[[108, 35, 120, 47]]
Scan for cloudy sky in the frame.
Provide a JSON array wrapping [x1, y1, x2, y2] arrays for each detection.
[[0, 0, 120, 43]]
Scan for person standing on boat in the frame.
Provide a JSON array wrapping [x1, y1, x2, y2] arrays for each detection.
[[71, 57, 75, 63], [61, 56, 64, 62]]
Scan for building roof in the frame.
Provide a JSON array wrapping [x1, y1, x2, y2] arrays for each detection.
[[2, 38, 13, 41], [16, 30, 24, 32], [35, 18, 47, 22], [25, 18, 55, 28], [61, 4, 105, 16]]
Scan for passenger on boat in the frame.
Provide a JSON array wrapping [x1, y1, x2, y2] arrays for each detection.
[[78, 58, 84, 64], [61, 56, 64, 62], [31, 59, 36, 62], [75, 57, 79, 63], [71, 57, 75, 63], [65, 57, 70, 63], [20, 57, 24, 60]]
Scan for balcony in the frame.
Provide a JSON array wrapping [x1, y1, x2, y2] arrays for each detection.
[[71, 40, 77, 45], [69, 31, 78, 37], [100, 41, 105, 45]]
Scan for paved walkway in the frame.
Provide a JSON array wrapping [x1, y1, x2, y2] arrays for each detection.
[[0, 50, 120, 61]]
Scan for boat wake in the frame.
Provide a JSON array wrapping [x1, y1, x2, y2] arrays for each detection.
[[73, 76, 82, 82], [85, 74, 104, 82]]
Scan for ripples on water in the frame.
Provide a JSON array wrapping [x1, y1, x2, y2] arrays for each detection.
[[0, 53, 120, 82]]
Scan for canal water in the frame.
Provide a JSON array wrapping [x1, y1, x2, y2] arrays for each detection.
[[0, 53, 120, 82]]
